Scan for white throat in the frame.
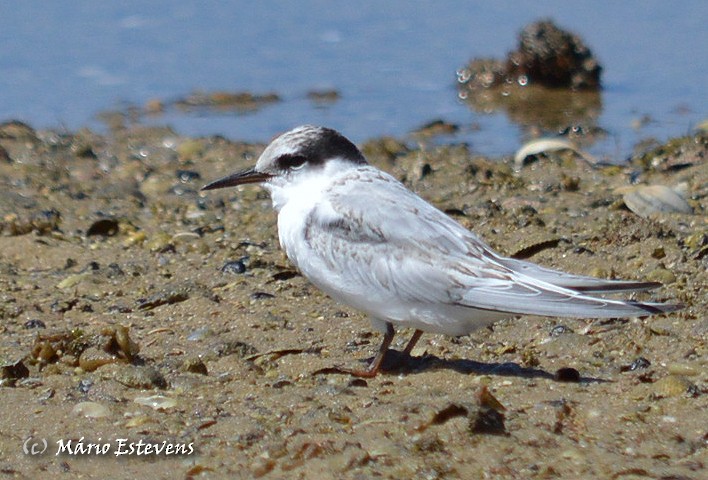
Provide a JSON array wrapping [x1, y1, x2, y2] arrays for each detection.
[[263, 157, 357, 213]]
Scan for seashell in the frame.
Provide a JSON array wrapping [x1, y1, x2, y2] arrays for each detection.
[[134, 395, 178, 410], [72, 401, 110, 418], [618, 184, 693, 217], [514, 138, 597, 169]]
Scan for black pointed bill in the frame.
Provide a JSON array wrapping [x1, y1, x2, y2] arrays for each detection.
[[201, 167, 272, 191]]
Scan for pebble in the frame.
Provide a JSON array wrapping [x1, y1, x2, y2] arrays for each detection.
[[646, 268, 677, 285], [221, 259, 247, 274], [621, 357, 651, 372], [180, 357, 208, 375], [78, 346, 119, 372], [23, 319, 46, 329], [103, 364, 167, 389], [550, 325, 573, 337]]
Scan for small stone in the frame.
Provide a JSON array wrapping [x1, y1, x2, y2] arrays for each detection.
[[620, 357, 651, 372], [78, 379, 93, 394], [180, 357, 208, 375], [78, 346, 119, 372], [651, 247, 666, 259], [23, 319, 46, 329], [646, 268, 676, 285], [221, 259, 247, 275], [105, 364, 167, 389], [550, 325, 573, 337]]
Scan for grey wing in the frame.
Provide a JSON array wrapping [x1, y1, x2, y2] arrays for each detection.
[[493, 255, 662, 293], [307, 168, 679, 319]]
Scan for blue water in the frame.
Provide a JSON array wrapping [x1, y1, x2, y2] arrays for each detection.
[[1, 1, 706, 158]]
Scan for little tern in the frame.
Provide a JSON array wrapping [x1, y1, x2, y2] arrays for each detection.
[[202, 125, 681, 377]]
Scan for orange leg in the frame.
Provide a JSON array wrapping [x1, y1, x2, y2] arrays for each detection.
[[333, 323, 396, 378], [402, 329, 424, 356]]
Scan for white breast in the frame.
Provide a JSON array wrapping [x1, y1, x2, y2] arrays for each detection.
[[265, 160, 347, 270]]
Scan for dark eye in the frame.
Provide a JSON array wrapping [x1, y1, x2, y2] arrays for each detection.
[[277, 154, 307, 171]]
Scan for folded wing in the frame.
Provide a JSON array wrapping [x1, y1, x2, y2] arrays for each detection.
[[301, 167, 680, 320]]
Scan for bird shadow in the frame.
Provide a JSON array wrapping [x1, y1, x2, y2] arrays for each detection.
[[372, 349, 608, 383]]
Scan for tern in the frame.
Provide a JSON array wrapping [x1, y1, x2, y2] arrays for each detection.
[[202, 125, 681, 377]]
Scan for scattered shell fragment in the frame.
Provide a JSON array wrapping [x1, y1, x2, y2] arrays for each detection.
[[72, 401, 110, 418], [616, 184, 693, 217], [652, 376, 695, 398], [125, 415, 155, 428], [171, 231, 201, 243], [514, 138, 597, 169], [666, 363, 699, 376], [56, 272, 91, 290], [134, 394, 178, 410]]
